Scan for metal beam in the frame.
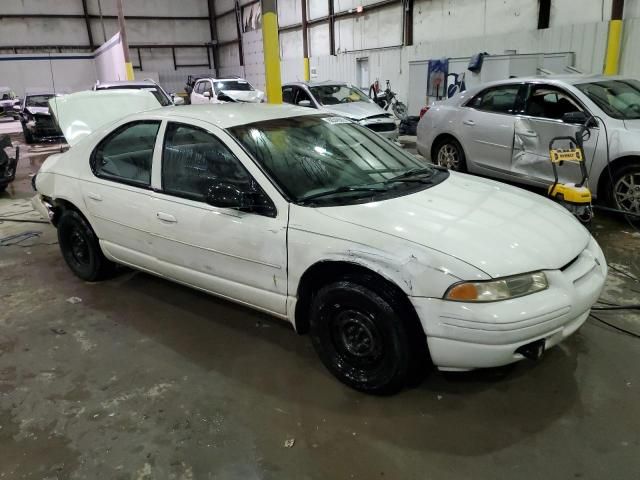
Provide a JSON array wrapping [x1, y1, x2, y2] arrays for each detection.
[[403, 0, 413, 46], [328, 0, 335, 55], [206, 0, 220, 75], [302, 0, 310, 80], [80, 0, 94, 49], [234, 0, 244, 66], [116, 0, 134, 79], [538, 0, 551, 29], [0, 13, 209, 20]]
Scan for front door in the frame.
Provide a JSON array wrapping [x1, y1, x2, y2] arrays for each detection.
[[81, 120, 161, 270], [512, 84, 599, 185], [149, 120, 289, 316], [458, 83, 526, 173]]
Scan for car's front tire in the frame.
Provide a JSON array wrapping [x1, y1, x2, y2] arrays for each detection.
[[607, 164, 640, 217], [309, 277, 418, 395], [57, 210, 114, 281], [434, 137, 467, 172]]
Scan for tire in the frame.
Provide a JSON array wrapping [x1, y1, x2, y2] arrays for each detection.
[[605, 164, 640, 216], [57, 210, 114, 281], [309, 276, 420, 395], [434, 137, 467, 172]]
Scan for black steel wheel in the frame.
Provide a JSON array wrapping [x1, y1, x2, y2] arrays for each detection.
[[57, 210, 114, 281], [309, 278, 417, 394]]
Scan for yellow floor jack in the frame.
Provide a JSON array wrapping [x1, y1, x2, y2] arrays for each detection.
[[548, 125, 594, 225]]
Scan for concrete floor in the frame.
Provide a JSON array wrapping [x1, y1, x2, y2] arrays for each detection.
[[1, 120, 639, 479]]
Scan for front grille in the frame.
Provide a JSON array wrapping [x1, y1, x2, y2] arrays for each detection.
[[366, 122, 396, 133]]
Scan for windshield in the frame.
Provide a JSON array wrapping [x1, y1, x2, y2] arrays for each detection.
[[215, 80, 254, 92], [26, 95, 55, 108], [229, 115, 445, 205], [309, 85, 371, 106], [576, 79, 640, 119]]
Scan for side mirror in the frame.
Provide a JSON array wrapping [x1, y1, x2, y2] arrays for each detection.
[[562, 111, 589, 125], [297, 99, 312, 107], [203, 91, 212, 98], [172, 96, 185, 106], [206, 181, 248, 210]]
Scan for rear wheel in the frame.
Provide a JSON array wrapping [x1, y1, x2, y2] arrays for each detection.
[[309, 277, 420, 395], [434, 137, 467, 172], [57, 210, 114, 281]]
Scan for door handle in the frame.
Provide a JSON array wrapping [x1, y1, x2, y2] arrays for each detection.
[[156, 212, 177, 223], [463, 120, 475, 126], [87, 192, 102, 201]]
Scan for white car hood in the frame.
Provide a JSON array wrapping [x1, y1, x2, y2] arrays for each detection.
[[321, 102, 391, 121], [222, 90, 264, 103], [316, 173, 590, 278], [49, 90, 161, 147], [624, 119, 640, 131]]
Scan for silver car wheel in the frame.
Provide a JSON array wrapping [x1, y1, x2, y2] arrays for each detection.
[[613, 172, 640, 215], [437, 143, 460, 170]]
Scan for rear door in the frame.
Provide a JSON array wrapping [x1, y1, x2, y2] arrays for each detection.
[[81, 120, 161, 270], [458, 83, 526, 173], [512, 83, 599, 185]]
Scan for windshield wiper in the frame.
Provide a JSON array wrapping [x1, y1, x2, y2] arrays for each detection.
[[383, 167, 438, 184], [299, 185, 388, 203]]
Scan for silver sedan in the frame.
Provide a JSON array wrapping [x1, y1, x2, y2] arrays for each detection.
[[417, 76, 640, 215]]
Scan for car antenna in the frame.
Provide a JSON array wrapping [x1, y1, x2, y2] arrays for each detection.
[[47, 52, 64, 153]]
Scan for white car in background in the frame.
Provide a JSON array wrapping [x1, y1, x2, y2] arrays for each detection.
[[190, 77, 265, 104], [282, 81, 399, 141], [34, 91, 606, 394], [417, 76, 640, 215]]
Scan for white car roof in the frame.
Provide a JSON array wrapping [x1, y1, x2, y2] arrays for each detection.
[[152, 103, 320, 128], [469, 74, 632, 89], [196, 77, 251, 83], [96, 80, 158, 89]]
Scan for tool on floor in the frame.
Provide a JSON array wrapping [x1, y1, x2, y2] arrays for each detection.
[[547, 113, 594, 224]]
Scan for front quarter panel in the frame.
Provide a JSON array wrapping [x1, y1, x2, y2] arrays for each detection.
[[288, 205, 489, 301]]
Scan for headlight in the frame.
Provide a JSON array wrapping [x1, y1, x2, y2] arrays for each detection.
[[444, 272, 548, 302]]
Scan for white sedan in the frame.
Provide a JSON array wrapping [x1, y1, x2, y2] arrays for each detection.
[[34, 90, 606, 394]]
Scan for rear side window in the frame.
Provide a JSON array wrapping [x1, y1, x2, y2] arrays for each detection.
[[467, 85, 522, 114], [162, 122, 252, 202], [91, 121, 160, 187]]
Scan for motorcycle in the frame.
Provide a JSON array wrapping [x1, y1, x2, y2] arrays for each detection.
[[369, 80, 408, 121]]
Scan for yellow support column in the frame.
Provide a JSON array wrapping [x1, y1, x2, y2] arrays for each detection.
[[303, 57, 310, 81], [604, 19, 623, 75], [604, 0, 625, 76], [125, 62, 135, 81], [261, 0, 282, 104]]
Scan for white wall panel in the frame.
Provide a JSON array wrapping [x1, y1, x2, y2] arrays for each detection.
[[309, 0, 328, 20], [217, 14, 240, 42], [309, 23, 331, 57], [219, 44, 241, 68], [215, 0, 236, 14], [242, 30, 265, 91], [85, 0, 207, 16], [278, 0, 302, 26], [281, 30, 303, 59], [620, 18, 640, 77]]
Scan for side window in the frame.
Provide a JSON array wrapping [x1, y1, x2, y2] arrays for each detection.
[[294, 88, 314, 107], [162, 122, 253, 202], [282, 87, 294, 104], [91, 121, 160, 187], [526, 85, 584, 120], [468, 85, 521, 114]]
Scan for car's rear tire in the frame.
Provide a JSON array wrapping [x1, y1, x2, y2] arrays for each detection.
[[309, 276, 419, 395], [57, 210, 114, 282], [605, 164, 640, 216], [434, 137, 467, 172]]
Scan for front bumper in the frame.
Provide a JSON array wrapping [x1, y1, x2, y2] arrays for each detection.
[[359, 119, 399, 141], [412, 237, 607, 370]]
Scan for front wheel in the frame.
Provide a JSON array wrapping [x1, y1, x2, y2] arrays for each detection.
[[57, 210, 114, 281], [392, 101, 408, 121], [608, 165, 640, 216], [309, 279, 416, 395], [434, 137, 467, 172]]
